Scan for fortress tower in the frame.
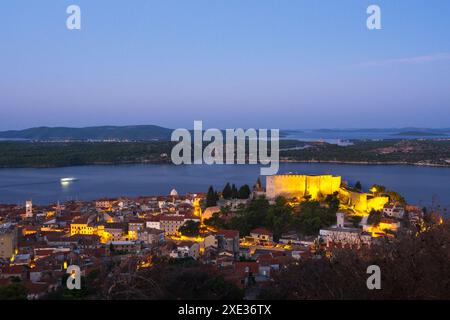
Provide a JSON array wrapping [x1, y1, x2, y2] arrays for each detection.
[[25, 200, 33, 218]]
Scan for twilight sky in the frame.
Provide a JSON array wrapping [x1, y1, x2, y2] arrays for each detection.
[[1, 0, 450, 130]]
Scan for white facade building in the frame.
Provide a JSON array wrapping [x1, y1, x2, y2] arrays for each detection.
[[25, 200, 33, 218], [383, 204, 405, 219]]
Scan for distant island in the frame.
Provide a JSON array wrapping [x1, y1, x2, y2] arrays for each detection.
[[1, 125, 450, 142], [393, 131, 447, 137], [0, 125, 173, 141], [0, 125, 449, 168], [0, 139, 449, 168]]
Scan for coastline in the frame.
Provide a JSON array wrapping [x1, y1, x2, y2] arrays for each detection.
[[0, 159, 449, 169], [279, 159, 450, 168]]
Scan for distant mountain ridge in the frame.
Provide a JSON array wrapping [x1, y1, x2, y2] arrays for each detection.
[[0, 125, 174, 141], [1, 126, 449, 141], [312, 127, 450, 133], [393, 131, 447, 137]]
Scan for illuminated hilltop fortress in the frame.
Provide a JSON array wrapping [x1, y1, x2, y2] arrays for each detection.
[[266, 174, 341, 200], [266, 174, 388, 214]]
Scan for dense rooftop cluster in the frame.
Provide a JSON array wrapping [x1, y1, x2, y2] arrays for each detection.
[[0, 175, 444, 300]]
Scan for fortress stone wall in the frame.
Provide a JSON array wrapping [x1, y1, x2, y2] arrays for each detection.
[[339, 187, 368, 212], [266, 174, 388, 213], [266, 174, 341, 200]]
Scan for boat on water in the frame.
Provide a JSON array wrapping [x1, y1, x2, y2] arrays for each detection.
[[60, 177, 78, 183]]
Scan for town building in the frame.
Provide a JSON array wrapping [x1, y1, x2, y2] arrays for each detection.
[[145, 216, 161, 230], [216, 229, 240, 256], [25, 200, 33, 219], [160, 216, 186, 235], [138, 228, 165, 245], [169, 241, 200, 259], [70, 216, 96, 236], [0, 224, 17, 261], [383, 204, 405, 219], [108, 241, 141, 253], [249, 228, 274, 245], [320, 212, 372, 247]]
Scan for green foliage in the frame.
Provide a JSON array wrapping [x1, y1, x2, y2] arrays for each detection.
[[0, 125, 173, 141], [349, 215, 362, 228], [108, 261, 244, 300], [354, 181, 362, 191], [238, 184, 251, 199], [59, 274, 91, 299], [293, 200, 337, 236], [367, 209, 382, 226], [0, 141, 174, 168], [227, 198, 271, 236], [231, 184, 238, 199], [222, 183, 232, 199], [45, 269, 104, 300], [259, 225, 450, 299], [1, 139, 450, 168], [370, 184, 386, 193], [0, 283, 28, 300], [264, 197, 294, 240], [384, 191, 406, 205], [179, 220, 201, 237], [371, 184, 406, 205], [220, 182, 251, 200], [206, 195, 338, 239], [280, 139, 450, 166], [204, 212, 227, 229], [324, 192, 340, 211], [206, 186, 218, 207]]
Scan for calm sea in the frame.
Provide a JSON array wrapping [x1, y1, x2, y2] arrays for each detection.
[[0, 163, 449, 209]]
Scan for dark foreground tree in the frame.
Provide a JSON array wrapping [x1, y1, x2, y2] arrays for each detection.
[[0, 283, 27, 300], [44, 268, 104, 300], [105, 261, 244, 300], [259, 222, 450, 299]]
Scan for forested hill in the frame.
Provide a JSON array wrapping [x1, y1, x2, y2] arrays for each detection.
[[0, 125, 173, 141]]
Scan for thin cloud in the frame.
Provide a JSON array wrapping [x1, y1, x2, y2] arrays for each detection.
[[356, 53, 450, 67]]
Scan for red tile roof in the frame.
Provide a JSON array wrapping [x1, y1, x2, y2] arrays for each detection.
[[0, 265, 27, 275], [160, 216, 185, 222], [250, 228, 273, 236], [234, 261, 259, 275], [218, 229, 239, 239]]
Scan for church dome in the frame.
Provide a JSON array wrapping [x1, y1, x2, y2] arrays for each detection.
[[170, 188, 178, 197]]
